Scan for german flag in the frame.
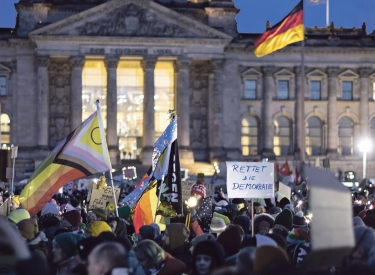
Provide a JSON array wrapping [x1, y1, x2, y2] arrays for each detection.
[[254, 1, 304, 58]]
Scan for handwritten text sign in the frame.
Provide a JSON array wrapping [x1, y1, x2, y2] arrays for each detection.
[[89, 187, 120, 210], [226, 162, 274, 199]]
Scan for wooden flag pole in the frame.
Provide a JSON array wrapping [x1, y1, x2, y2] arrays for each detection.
[[109, 170, 119, 217], [251, 198, 255, 237]]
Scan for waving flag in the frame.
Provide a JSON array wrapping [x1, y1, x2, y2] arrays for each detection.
[[254, 0, 304, 57], [307, 0, 326, 5], [20, 101, 111, 216]]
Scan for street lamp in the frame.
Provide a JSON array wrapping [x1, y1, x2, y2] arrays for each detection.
[[358, 139, 373, 180]]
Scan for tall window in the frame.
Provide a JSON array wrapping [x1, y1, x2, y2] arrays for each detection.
[[154, 61, 175, 139], [370, 118, 375, 151], [0, 76, 6, 96], [244, 80, 257, 99], [82, 61, 107, 129], [338, 116, 354, 156], [1, 113, 10, 149], [310, 81, 321, 100], [372, 82, 375, 101], [342, 81, 353, 100], [117, 61, 144, 160], [277, 80, 289, 100], [241, 116, 258, 156], [306, 116, 322, 155], [274, 116, 291, 156]]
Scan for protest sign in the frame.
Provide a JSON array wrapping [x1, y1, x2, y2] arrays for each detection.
[[89, 186, 120, 210], [278, 182, 291, 201], [300, 165, 354, 270], [0, 199, 10, 216], [226, 162, 274, 199]]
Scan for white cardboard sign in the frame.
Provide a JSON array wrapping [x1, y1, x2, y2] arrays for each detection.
[[226, 161, 274, 199], [278, 182, 291, 202]]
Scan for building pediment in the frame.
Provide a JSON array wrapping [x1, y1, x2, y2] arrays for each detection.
[[0, 63, 11, 73], [241, 68, 262, 77], [274, 68, 294, 77], [338, 69, 359, 78], [29, 0, 232, 40], [306, 68, 327, 78]]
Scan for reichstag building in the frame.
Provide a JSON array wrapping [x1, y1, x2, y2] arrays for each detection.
[[1, 0, 375, 180]]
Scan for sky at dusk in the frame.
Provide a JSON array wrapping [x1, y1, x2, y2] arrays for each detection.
[[1, 0, 375, 33]]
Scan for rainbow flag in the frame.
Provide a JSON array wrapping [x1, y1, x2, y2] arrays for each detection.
[[20, 101, 111, 216]]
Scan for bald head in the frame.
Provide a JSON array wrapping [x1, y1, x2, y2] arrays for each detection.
[[87, 242, 128, 275]]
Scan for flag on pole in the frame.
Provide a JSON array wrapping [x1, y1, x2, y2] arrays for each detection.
[[20, 101, 111, 217], [307, 0, 326, 5], [279, 161, 291, 177], [254, 0, 304, 57]]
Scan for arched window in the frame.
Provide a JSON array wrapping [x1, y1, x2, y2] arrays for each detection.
[[0, 113, 10, 149], [274, 116, 291, 156], [338, 116, 354, 156], [306, 116, 322, 156], [241, 116, 258, 156]]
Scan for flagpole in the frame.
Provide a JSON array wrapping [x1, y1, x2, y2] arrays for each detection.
[[154, 176, 164, 223], [326, 0, 329, 27], [299, 0, 306, 162], [96, 100, 119, 217]]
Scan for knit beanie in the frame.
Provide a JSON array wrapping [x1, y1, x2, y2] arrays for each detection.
[[41, 203, 60, 216], [93, 208, 107, 219], [17, 218, 39, 241], [270, 226, 289, 239], [166, 223, 190, 250], [87, 221, 112, 237], [61, 210, 81, 227], [278, 197, 290, 209], [231, 198, 245, 211], [8, 209, 30, 224], [191, 233, 216, 248], [210, 217, 226, 234], [11, 196, 20, 206], [217, 226, 242, 257], [266, 233, 287, 250], [267, 206, 282, 219], [283, 203, 295, 214], [139, 225, 156, 240], [293, 212, 307, 229], [233, 215, 251, 234], [193, 240, 225, 268], [275, 209, 293, 231], [240, 235, 277, 249], [286, 228, 308, 245], [191, 180, 206, 198], [254, 245, 290, 273], [150, 223, 161, 236], [76, 236, 104, 261], [54, 232, 85, 258], [118, 205, 131, 220]]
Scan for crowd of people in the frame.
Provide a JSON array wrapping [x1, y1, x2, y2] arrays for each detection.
[[1, 179, 375, 275]]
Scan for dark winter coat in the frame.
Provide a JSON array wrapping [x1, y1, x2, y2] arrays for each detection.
[[195, 197, 213, 233], [165, 242, 192, 273]]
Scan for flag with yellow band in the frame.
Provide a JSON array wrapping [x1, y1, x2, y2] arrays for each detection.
[[254, 0, 304, 58], [20, 102, 111, 217]]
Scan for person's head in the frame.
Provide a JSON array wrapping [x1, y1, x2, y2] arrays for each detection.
[[76, 236, 104, 264], [53, 232, 84, 264], [17, 218, 39, 241], [193, 240, 225, 275], [8, 209, 30, 224], [217, 225, 242, 257], [209, 217, 226, 236], [61, 210, 81, 229], [253, 213, 275, 235], [87, 242, 127, 275], [87, 221, 112, 237], [134, 240, 165, 270], [236, 246, 256, 271], [138, 225, 156, 241], [162, 223, 190, 250], [191, 180, 206, 200], [233, 215, 251, 235]]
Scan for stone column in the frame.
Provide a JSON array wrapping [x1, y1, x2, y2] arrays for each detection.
[[70, 57, 84, 131], [105, 56, 119, 165], [141, 57, 157, 165], [261, 66, 276, 158], [209, 59, 226, 160], [175, 58, 194, 165], [326, 67, 340, 157], [294, 66, 306, 161], [359, 67, 371, 138], [36, 56, 50, 150]]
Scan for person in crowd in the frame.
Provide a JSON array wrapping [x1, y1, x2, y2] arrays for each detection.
[[86, 221, 112, 237], [134, 239, 186, 275], [162, 223, 192, 271], [253, 245, 291, 274], [233, 215, 251, 236], [189, 180, 213, 234], [60, 210, 82, 232], [252, 213, 275, 235], [191, 240, 225, 275], [209, 217, 226, 237], [217, 225, 242, 259], [52, 232, 85, 275], [87, 242, 128, 275], [150, 223, 164, 247], [8, 208, 30, 225], [138, 225, 156, 242], [235, 246, 256, 272]]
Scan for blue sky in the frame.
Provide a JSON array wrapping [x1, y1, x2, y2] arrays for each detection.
[[1, 0, 375, 33]]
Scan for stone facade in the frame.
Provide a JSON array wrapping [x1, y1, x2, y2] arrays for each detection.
[[1, 0, 375, 181]]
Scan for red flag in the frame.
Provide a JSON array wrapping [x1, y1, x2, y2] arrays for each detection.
[[295, 167, 300, 184], [279, 161, 290, 177]]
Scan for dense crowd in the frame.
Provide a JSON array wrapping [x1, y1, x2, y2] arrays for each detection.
[[1, 179, 375, 275]]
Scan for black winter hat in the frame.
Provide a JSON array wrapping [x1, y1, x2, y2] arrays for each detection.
[[274, 209, 293, 231], [279, 197, 290, 209], [76, 237, 104, 261], [193, 240, 225, 268], [293, 214, 307, 229]]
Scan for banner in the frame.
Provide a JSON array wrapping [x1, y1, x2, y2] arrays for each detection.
[[278, 182, 291, 202], [89, 186, 121, 210], [162, 140, 183, 215], [226, 161, 274, 199]]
